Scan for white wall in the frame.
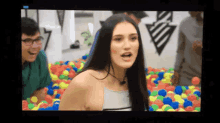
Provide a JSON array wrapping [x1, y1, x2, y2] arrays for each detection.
[[93, 11, 191, 69]]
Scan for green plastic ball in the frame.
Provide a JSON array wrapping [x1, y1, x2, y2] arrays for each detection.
[[64, 76, 69, 80], [155, 84, 158, 87], [71, 65, 75, 68], [151, 104, 159, 111], [157, 96, 164, 101], [41, 101, 48, 104], [149, 71, 154, 75], [81, 61, 85, 64], [181, 86, 186, 93], [54, 62, 60, 65], [59, 75, 65, 79], [195, 107, 200, 112], [151, 90, 158, 96], [164, 106, 173, 111], [27, 98, 30, 104], [155, 72, 159, 75], [28, 103, 35, 109], [169, 68, 174, 71]]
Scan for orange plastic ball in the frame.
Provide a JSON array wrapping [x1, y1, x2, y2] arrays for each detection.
[[191, 77, 200, 85], [192, 100, 201, 109], [153, 99, 164, 108], [185, 90, 191, 95], [185, 106, 194, 112], [45, 95, 53, 104]]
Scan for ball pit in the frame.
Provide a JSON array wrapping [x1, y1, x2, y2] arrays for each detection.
[[22, 54, 201, 111]]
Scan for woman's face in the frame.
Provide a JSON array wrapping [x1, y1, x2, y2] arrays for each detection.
[[110, 21, 139, 69]]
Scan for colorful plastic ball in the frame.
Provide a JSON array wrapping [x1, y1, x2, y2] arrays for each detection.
[[195, 107, 200, 112], [191, 77, 200, 85], [170, 102, 179, 109], [82, 55, 87, 60], [151, 90, 158, 96], [193, 91, 201, 97], [63, 70, 69, 76], [157, 96, 164, 101], [31, 96, 38, 103], [185, 106, 194, 112], [45, 106, 54, 110], [73, 67, 78, 72], [47, 89, 54, 95], [66, 68, 71, 72], [148, 90, 151, 95], [167, 109, 176, 112], [158, 89, 167, 97], [164, 106, 173, 111], [151, 104, 159, 111], [153, 99, 164, 109], [45, 95, 53, 104], [28, 103, 35, 109], [156, 109, 163, 111], [39, 103, 49, 108], [149, 96, 157, 102], [183, 100, 193, 108], [174, 86, 183, 95], [52, 86, 60, 90], [166, 86, 175, 92], [158, 72, 165, 78], [149, 106, 154, 111], [55, 94, 61, 99], [185, 90, 191, 95], [192, 100, 201, 108], [162, 105, 170, 111], [153, 79, 159, 84], [181, 86, 186, 93], [187, 94, 197, 102], [163, 97, 172, 105]]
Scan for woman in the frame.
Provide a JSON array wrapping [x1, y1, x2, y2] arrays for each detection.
[[59, 14, 149, 111], [172, 11, 203, 87]]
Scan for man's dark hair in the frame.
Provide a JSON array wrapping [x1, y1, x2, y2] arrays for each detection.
[[21, 17, 40, 36], [112, 11, 133, 15]]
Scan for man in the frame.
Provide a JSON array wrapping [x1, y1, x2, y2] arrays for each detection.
[[84, 11, 148, 68], [171, 11, 203, 87], [21, 17, 52, 105]]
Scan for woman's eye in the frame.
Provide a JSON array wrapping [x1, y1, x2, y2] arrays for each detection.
[[115, 38, 121, 41], [131, 37, 137, 40]]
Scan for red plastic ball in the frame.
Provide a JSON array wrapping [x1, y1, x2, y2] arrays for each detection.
[[60, 61, 64, 64], [22, 107, 29, 110], [179, 104, 184, 109], [158, 83, 166, 90], [40, 103, 49, 108], [191, 77, 200, 85], [192, 100, 201, 109], [149, 101, 154, 106], [147, 84, 153, 91], [45, 95, 53, 104], [57, 89, 65, 95], [153, 99, 164, 108], [68, 72, 75, 78], [187, 94, 197, 102], [185, 90, 191, 95], [185, 106, 194, 111], [165, 86, 175, 92]]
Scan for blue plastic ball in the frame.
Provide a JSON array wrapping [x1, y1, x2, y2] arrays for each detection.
[[53, 104, 60, 110], [148, 90, 151, 95], [183, 100, 193, 108], [149, 106, 154, 111], [65, 61, 69, 65], [38, 108, 46, 110], [193, 91, 201, 97], [54, 100, 60, 104], [73, 67, 78, 72], [45, 106, 54, 110], [163, 97, 172, 105], [145, 68, 148, 72], [158, 72, 165, 78], [157, 77, 163, 81], [66, 68, 71, 71], [183, 98, 188, 102], [68, 78, 72, 80], [184, 86, 189, 90], [158, 89, 167, 97], [170, 102, 179, 109], [82, 55, 87, 60], [47, 86, 52, 90], [49, 82, 53, 86], [154, 79, 159, 84], [52, 86, 60, 90], [174, 86, 183, 95], [55, 94, 61, 99], [47, 89, 54, 95]]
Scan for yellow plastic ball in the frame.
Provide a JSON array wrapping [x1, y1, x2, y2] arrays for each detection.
[[189, 85, 195, 91], [53, 84, 59, 87], [174, 95, 182, 100], [32, 107, 39, 111], [52, 75, 58, 81], [54, 90, 58, 95], [147, 75, 151, 80], [156, 109, 163, 111], [161, 70, 165, 72], [63, 84, 69, 89], [181, 93, 188, 99], [59, 82, 66, 89], [63, 70, 69, 76], [52, 99, 60, 103], [68, 62, 74, 66], [149, 96, 157, 102], [167, 109, 176, 111], [162, 105, 170, 111], [168, 91, 174, 94], [164, 73, 169, 78], [176, 99, 184, 105], [151, 78, 156, 82], [31, 96, 38, 103], [178, 108, 185, 111], [191, 89, 197, 94], [48, 63, 51, 68]]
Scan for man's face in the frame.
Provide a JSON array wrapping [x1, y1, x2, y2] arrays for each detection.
[[21, 32, 42, 64], [124, 12, 141, 25]]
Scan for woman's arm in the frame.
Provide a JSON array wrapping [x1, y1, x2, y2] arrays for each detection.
[[59, 73, 91, 111]]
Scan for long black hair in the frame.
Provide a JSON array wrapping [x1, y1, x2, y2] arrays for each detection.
[[77, 13, 149, 111]]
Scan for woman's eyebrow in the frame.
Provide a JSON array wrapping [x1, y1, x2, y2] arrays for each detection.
[[113, 33, 138, 37]]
